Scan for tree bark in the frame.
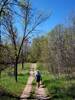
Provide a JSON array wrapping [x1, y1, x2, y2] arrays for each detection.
[[14, 58, 18, 82]]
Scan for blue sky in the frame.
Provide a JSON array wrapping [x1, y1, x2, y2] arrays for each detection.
[[31, 0, 75, 34]]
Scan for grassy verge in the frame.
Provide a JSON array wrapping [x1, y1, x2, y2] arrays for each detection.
[[37, 63, 75, 100], [0, 63, 30, 99]]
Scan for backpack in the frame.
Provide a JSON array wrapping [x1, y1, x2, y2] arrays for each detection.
[[36, 74, 40, 81]]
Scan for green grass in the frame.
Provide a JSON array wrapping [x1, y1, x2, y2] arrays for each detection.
[[0, 63, 30, 98], [37, 63, 75, 100]]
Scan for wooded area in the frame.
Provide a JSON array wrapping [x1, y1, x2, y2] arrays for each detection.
[[31, 22, 75, 78], [0, 0, 75, 100], [0, 0, 49, 81]]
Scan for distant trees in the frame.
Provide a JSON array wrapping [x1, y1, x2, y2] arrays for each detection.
[[0, 45, 10, 77], [30, 37, 41, 62], [48, 25, 65, 76], [30, 36, 48, 62], [30, 16, 75, 79]]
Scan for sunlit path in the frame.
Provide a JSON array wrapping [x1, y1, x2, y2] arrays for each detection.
[[35, 84, 50, 100], [20, 64, 36, 100]]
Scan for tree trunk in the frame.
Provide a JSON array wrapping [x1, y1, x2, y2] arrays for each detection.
[[14, 58, 18, 82]]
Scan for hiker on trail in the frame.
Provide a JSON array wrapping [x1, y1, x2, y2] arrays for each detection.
[[35, 70, 42, 88]]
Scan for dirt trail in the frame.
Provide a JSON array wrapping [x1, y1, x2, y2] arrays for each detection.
[[34, 65, 50, 100], [20, 63, 49, 100], [20, 64, 36, 100], [35, 83, 50, 100]]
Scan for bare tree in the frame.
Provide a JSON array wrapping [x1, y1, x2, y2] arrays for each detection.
[[0, 0, 50, 82]]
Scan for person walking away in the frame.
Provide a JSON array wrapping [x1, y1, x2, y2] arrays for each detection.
[[35, 70, 42, 88]]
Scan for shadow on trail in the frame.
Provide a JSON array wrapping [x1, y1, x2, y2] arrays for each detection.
[[0, 90, 31, 100], [0, 93, 36, 100]]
